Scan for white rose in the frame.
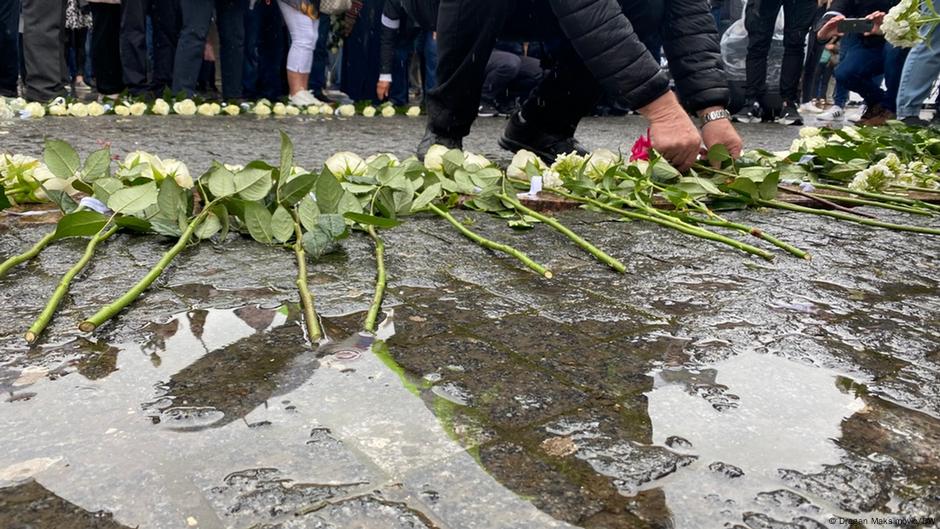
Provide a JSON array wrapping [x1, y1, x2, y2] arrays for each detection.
[[129, 102, 148, 116], [362, 106, 376, 117], [48, 104, 67, 116], [285, 104, 301, 116], [222, 104, 240, 116], [507, 149, 544, 179], [381, 105, 396, 117], [9, 97, 27, 111], [86, 102, 106, 116], [0, 105, 13, 120], [68, 103, 88, 117], [272, 102, 287, 116], [254, 103, 272, 116], [365, 153, 400, 166], [163, 159, 193, 189], [337, 104, 356, 117], [798, 126, 821, 138], [405, 106, 421, 117], [585, 149, 619, 180], [223, 163, 244, 172], [152, 98, 170, 116], [114, 104, 130, 116], [306, 105, 321, 116], [319, 105, 333, 116], [324, 152, 367, 178], [23, 102, 45, 118], [543, 170, 563, 189], [173, 99, 197, 115], [197, 103, 218, 116], [423, 144, 449, 172], [463, 152, 491, 169]]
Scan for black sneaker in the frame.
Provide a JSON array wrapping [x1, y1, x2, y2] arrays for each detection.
[[416, 127, 463, 159], [901, 115, 929, 127], [478, 100, 500, 117], [777, 100, 803, 126], [498, 111, 589, 162], [732, 100, 762, 124]]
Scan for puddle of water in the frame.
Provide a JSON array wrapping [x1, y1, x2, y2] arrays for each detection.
[[648, 350, 867, 527]]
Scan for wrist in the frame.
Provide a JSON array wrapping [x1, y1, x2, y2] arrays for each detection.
[[638, 91, 685, 122]]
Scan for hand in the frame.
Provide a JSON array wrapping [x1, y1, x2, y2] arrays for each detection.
[[638, 92, 703, 172], [817, 14, 845, 40], [866, 11, 885, 35], [701, 119, 743, 162], [376, 80, 390, 101]]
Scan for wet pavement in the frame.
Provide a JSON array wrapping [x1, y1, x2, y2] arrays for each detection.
[[1, 116, 939, 529]]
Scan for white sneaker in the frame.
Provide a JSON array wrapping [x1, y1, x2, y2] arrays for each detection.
[[289, 90, 323, 107], [799, 101, 823, 114], [817, 105, 844, 122]]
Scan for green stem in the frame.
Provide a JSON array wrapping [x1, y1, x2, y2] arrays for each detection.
[[757, 199, 940, 236], [26, 225, 119, 343], [0, 230, 57, 279], [547, 188, 776, 261], [291, 210, 321, 342], [364, 225, 386, 332], [428, 203, 553, 278], [812, 183, 940, 212], [500, 193, 627, 273], [889, 184, 940, 195], [79, 202, 218, 332], [675, 213, 810, 259], [807, 193, 934, 216]]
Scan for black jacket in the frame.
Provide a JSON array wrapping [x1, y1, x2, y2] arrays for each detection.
[[552, 0, 728, 112], [817, 0, 898, 46], [380, 0, 438, 77]]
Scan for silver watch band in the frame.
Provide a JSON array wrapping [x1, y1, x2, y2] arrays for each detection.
[[701, 109, 731, 125]]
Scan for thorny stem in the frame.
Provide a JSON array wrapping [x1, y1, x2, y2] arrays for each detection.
[[806, 193, 934, 216], [778, 185, 879, 218], [364, 225, 386, 332], [0, 230, 57, 278], [757, 199, 940, 236], [672, 213, 810, 259], [291, 209, 321, 342], [428, 203, 553, 278], [500, 193, 627, 273], [812, 183, 940, 212], [26, 224, 119, 343]]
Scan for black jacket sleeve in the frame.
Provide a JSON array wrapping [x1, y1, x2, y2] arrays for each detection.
[[662, 0, 730, 112], [548, 0, 671, 111], [380, 1, 405, 77]]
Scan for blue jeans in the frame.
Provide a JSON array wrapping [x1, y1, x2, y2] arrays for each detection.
[[835, 34, 907, 112], [897, 0, 940, 118], [390, 30, 437, 106]]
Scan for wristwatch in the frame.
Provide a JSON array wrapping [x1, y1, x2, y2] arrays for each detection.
[[700, 109, 731, 126]]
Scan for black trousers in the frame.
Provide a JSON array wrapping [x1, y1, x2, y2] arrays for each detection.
[[67, 28, 88, 76], [428, 0, 606, 139], [122, 0, 181, 94], [0, 0, 19, 96], [481, 49, 543, 106], [173, 0, 245, 99], [744, 0, 816, 102], [90, 4, 125, 95], [22, 0, 68, 101]]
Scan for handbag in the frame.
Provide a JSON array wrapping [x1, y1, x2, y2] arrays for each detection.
[[319, 0, 352, 15]]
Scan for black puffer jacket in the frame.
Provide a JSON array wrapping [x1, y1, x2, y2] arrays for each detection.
[[550, 0, 729, 112]]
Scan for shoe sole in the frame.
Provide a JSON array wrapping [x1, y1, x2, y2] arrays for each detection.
[[478, 112, 498, 118]]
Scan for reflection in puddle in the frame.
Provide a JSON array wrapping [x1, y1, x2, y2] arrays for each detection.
[[0, 305, 578, 529], [648, 351, 866, 528]]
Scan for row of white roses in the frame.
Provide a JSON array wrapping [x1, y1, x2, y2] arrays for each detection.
[[0, 96, 421, 120]]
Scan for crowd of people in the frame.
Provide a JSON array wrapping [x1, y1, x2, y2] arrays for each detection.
[[1, 1, 939, 137]]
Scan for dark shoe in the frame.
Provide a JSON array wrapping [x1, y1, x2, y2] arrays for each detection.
[[498, 112, 589, 162], [901, 115, 929, 127], [478, 100, 500, 117], [777, 100, 803, 126], [855, 103, 894, 126], [732, 100, 763, 124], [416, 128, 463, 159]]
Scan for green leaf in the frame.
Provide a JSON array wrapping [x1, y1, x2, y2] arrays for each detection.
[[115, 216, 152, 233], [675, 176, 723, 198], [82, 148, 111, 181], [315, 172, 345, 213], [271, 205, 295, 242], [507, 218, 535, 230], [235, 167, 273, 201], [150, 218, 183, 237], [0, 185, 10, 211], [411, 183, 441, 212], [42, 188, 79, 214], [728, 178, 759, 200], [706, 144, 731, 165], [71, 180, 94, 195], [758, 171, 780, 200], [52, 210, 108, 240], [442, 149, 465, 175], [207, 166, 237, 198], [278, 130, 293, 190], [337, 191, 364, 217], [157, 176, 186, 219], [297, 196, 320, 232], [44, 139, 81, 180], [242, 201, 273, 244], [278, 172, 316, 206], [344, 212, 402, 229], [301, 228, 335, 259], [194, 212, 222, 240], [107, 182, 158, 214], [317, 213, 348, 238], [214, 204, 230, 242], [469, 167, 502, 190]]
